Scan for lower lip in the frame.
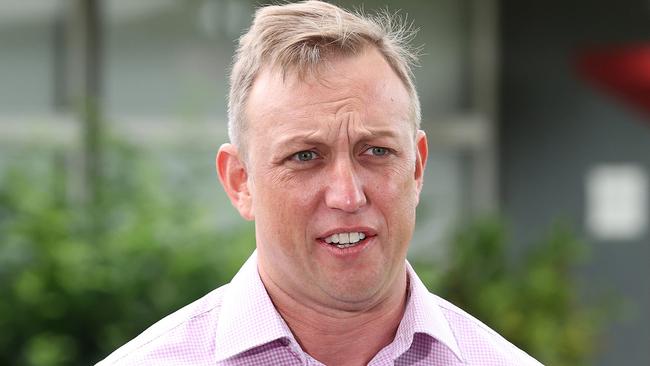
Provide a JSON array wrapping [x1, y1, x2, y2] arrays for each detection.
[[317, 236, 374, 258]]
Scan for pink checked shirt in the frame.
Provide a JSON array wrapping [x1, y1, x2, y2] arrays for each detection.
[[97, 252, 543, 365]]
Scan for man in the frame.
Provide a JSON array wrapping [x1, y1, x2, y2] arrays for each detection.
[[99, 1, 542, 365]]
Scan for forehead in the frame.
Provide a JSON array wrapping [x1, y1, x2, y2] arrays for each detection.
[[245, 47, 413, 134]]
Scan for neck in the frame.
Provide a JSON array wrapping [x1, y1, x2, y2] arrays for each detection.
[[260, 267, 409, 366]]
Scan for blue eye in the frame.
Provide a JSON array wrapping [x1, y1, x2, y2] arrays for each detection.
[[293, 150, 318, 161], [363, 146, 390, 157], [370, 147, 389, 156]]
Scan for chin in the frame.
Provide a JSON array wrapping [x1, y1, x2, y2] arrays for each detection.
[[320, 272, 389, 307]]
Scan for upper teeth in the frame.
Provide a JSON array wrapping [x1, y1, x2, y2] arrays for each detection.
[[324, 232, 366, 244]]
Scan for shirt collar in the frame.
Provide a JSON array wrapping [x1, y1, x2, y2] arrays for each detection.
[[214, 251, 465, 363], [214, 251, 295, 362], [399, 261, 465, 363]]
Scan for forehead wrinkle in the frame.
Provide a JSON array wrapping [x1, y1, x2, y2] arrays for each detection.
[[262, 100, 406, 152], [330, 109, 407, 144], [271, 127, 324, 149], [299, 92, 366, 115], [342, 110, 365, 148]]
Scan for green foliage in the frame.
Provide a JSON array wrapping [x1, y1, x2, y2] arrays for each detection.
[[413, 218, 606, 366], [0, 146, 254, 365]]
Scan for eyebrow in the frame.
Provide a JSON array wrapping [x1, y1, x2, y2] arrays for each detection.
[[272, 127, 401, 147]]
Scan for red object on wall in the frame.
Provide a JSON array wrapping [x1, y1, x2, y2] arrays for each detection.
[[576, 44, 650, 118]]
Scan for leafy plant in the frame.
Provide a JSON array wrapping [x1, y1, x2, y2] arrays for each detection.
[[0, 145, 254, 366], [413, 218, 608, 366]]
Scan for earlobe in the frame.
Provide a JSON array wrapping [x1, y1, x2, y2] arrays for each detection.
[[414, 130, 428, 198], [216, 144, 254, 220]]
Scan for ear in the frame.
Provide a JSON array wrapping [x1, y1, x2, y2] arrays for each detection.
[[216, 143, 254, 221], [414, 130, 428, 200]]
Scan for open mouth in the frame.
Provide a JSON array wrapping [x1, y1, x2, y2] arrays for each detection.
[[322, 231, 368, 249]]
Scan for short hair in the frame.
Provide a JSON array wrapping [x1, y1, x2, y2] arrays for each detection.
[[228, 0, 421, 158]]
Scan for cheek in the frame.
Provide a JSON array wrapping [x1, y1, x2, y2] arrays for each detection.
[[252, 173, 322, 243], [366, 165, 419, 236], [368, 162, 417, 203]]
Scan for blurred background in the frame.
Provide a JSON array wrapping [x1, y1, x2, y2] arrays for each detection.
[[0, 0, 648, 365]]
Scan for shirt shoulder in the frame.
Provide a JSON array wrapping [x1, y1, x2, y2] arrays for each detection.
[[95, 284, 229, 366], [432, 293, 544, 366]]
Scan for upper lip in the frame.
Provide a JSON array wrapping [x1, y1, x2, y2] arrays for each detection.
[[317, 227, 378, 240]]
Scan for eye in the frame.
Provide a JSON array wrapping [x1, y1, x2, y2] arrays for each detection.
[[291, 150, 319, 162], [363, 146, 391, 156]]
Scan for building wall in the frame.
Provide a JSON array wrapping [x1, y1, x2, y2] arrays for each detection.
[[500, 0, 650, 364]]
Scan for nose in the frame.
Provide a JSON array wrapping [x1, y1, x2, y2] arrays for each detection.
[[324, 157, 367, 213]]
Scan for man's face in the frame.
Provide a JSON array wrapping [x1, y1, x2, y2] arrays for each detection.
[[242, 47, 427, 309]]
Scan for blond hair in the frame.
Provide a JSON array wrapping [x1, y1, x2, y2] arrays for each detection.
[[228, 0, 420, 156]]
